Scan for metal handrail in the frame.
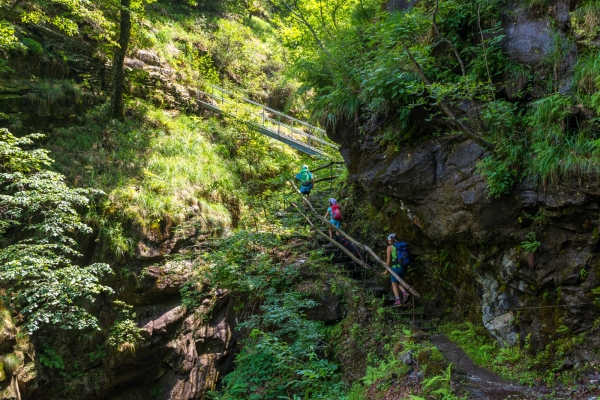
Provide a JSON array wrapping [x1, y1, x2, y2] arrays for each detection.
[[197, 80, 337, 157], [200, 80, 326, 135], [196, 97, 329, 157]]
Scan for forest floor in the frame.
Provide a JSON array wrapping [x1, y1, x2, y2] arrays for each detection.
[[431, 334, 600, 399]]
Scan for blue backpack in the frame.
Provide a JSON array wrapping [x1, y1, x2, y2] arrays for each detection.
[[393, 242, 410, 267]]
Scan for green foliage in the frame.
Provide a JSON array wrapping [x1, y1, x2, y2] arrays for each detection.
[[571, 0, 600, 45], [39, 349, 65, 370], [521, 232, 541, 254], [89, 345, 107, 363], [274, 0, 600, 194], [97, 220, 133, 261], [0, 129, 113, 333], [421, 364, 454, 399], [218, 291, 345, 399], [477, 157, 517, 198], [107, 300, 142, 353], [21, 37, 43, 55], [573, 49, 600, 96], [441, 321, 590, 386]]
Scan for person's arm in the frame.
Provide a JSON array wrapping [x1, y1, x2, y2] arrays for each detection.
[[383, 246, 392, 275], [324, 209, 329, 219], [386, 245, 392, 267]]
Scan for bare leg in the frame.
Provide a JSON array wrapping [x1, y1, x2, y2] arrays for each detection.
[[392, 282, 401, 298], [329, 226, 333, 238]]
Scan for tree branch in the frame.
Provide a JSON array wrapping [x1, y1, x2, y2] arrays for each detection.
[[0, 0, 24, 21], [401, 43, 493, 150], [274, 0, 334, 59], [477, 4, 493, 89], [432, 0, 465, 77]]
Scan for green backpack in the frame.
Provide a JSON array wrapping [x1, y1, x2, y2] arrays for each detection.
[[300, 170, 311, 186]]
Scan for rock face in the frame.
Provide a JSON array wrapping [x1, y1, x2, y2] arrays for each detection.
[[325, 0, 600, 354], [330, 114, 600, 352], [101, 284, 239, 400]]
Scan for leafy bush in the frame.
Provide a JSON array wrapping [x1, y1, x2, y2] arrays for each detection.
[[0, 129, 112, 333], [218, 291, 346, 399], [39, 349, 65, 370], [107, 300, 142, 353]]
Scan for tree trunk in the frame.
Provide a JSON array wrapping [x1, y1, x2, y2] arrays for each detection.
[[109, 0, 131, 121]]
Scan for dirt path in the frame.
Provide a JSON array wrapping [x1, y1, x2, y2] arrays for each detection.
[[430, 334, 570, 400]]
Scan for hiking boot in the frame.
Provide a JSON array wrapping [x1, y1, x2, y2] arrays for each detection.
[[402, 291, 410, 304], [394, 299, 402, 306]]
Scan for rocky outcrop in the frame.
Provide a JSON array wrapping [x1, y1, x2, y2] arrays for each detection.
[[330, 113, 600, 352], [326, 0, 600, 355], [101, 286, 238, 400]]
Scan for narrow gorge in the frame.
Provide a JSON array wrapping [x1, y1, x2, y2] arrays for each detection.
[[1, 0, 600, 399]]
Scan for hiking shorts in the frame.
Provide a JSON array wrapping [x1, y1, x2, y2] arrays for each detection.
[[390, 266, 406, 283], [330, 219, 341, 229], [300, 183, 313, 194]]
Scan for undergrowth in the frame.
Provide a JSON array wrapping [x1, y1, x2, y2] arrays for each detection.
[[47, 99, 308, 261], [441, 321, 593, 387]]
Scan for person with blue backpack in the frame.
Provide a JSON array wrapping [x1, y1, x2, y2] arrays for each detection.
[[324, 198, 343, 237], [385, 233, 410, 306], [295, 165, 314, 198]]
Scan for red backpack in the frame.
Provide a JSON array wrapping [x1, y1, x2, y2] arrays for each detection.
[[331, 204, 342, 221]]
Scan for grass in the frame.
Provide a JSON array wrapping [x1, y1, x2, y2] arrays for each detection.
[[440, 321, 592, 387], [50, 102, 235, 236], [46, 99, 311, 259], [571, 0, 600, 43], [140, 1, 302, 113], [573, 50, 600, 96]]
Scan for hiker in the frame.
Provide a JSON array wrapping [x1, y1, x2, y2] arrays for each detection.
[[385, 233, 410, 306], [295, 165, 314, 197], [333, 234, 366, 266], [324, 198, 342, 238]]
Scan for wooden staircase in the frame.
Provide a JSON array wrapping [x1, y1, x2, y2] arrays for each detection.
[[297, 190, 436, 332]]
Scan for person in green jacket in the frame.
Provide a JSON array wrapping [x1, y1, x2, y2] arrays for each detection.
[[295, 165, 313, 197]]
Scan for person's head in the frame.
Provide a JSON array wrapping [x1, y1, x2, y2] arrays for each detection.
[[301, 164, 309, 170], [387, 233, 397, 244], [329, 198, 337, 206]]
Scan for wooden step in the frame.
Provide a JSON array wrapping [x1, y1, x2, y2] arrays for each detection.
[[415, 325, 436, 332], [391, 310, 426, 316]]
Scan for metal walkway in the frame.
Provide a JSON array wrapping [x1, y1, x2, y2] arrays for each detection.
[[195, 81, 337, 157]]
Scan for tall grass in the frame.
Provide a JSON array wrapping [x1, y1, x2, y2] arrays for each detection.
[[49, 99, 309, 243], [572, 0, 600, 42], [573, 50, 600, 96], [526, 93, 600, 186]]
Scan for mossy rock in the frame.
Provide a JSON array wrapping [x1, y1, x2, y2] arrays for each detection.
[[417, 348, 446, 377]]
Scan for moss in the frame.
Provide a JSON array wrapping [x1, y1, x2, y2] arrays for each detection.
[[417, 349, 445, 377]]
